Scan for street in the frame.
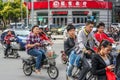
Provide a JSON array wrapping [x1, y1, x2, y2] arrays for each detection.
[[0, 40, 66, 80]]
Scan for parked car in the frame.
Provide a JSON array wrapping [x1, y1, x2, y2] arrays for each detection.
[[10, 22, 24, 29], [50, 24, 60, 35], [73, 23, 85, 33], [0, 29, 30, 50], [111, 23, 120, 28], [57, 26, 67, 35], [39, 25, 49, 32]]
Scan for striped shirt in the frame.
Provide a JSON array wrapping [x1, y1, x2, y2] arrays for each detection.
[[26, 32, 43, 51]]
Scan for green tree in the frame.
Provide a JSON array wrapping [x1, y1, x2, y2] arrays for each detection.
[[0, 0, 27, 28]]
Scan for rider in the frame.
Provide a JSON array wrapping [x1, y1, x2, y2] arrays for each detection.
[[63, 24, 77, 41], [39, 27, 53, 44], [65, 24, 81, 78], [39, 27, 54, 57], [64, 24, 76, 57], [76, 20, 99, 80], [94, 22, 115, 43], [4, 30, 14, 57], [26, 25, 45, 74]]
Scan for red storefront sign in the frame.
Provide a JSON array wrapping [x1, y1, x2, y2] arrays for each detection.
[[27, 1, 112, 10]]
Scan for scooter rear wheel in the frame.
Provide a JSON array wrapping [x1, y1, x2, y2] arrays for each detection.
[[23, 63, 32, 76]]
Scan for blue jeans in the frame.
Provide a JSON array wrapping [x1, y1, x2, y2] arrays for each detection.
[[4, 44, 11, 56], [67, 50, 81, 76], [118, 78, 120, 80], [28, 48, 45, 69]]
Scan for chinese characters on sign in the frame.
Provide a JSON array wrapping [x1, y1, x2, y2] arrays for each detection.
[[52, 1, 87, 8]]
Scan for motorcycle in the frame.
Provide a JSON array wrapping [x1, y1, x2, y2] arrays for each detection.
[[61, 51, 68, 64], [4, 37, 20, 58], [22, 43, 59, 79]]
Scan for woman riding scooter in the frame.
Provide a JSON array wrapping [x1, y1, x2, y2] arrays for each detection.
[[39, 27, 55, 58]]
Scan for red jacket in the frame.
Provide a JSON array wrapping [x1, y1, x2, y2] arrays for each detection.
[[4, 34, 14, 44], [94, 32, 114, 43], [39, 33, 50, 41]]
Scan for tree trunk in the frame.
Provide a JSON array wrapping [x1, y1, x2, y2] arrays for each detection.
[[2, 17, 7, 30]]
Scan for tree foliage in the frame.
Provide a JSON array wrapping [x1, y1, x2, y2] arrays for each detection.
[[0, 0, 27, 28]]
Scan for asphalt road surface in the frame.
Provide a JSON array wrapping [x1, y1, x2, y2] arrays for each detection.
[[0, 40, 67, 80]]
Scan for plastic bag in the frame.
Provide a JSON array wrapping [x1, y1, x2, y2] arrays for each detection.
[[106, 68, 116, 80]]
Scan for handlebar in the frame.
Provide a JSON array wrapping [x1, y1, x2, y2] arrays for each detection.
[[85, 46, 95, 53], [41, 42, 50, 47], [9, 37, 17, 42]]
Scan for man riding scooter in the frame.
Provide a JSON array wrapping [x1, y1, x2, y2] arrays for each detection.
[[4, 30, 15, 58], [75, 20, 99, 80]]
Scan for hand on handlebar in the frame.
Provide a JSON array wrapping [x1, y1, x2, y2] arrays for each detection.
[[34, 43, 40, 46], [85, 50, 92, 54], [48, 41, 53, 45], [115, 42, 120, 45]]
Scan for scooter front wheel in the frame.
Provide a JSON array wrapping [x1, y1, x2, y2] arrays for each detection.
[[13, 51, 20, 58], [47, 66, 59, 79], [61, 54, 67, 64]]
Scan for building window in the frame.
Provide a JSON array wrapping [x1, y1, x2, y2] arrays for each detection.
[[37, 12, 48, 26], [72, 11, 88, 24], [52, 11, 68, 26]]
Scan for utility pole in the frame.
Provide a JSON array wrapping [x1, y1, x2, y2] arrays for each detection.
[[31, 0, 34, 27], [26, 0, 29, 27], [107, 0, 109, 27], [48, 0, 50, 29]]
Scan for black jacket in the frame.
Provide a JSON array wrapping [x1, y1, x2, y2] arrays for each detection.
[[64, 37, 76, 56], [92, 54, 113, 80]]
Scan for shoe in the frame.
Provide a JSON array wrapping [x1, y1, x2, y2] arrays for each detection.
[[4, 55, 8, 58], [67, 76, 73, 80], [35, 69, 40, 74], [4, 56, 7, 58]]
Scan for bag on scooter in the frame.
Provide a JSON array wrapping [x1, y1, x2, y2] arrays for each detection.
[[11, 42, 20, 50]]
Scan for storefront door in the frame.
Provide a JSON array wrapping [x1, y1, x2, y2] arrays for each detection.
[[53, 17, 67, 26], [73, 16, 87, 23]]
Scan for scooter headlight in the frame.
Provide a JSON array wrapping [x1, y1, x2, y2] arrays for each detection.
[[22, 39, 26, 43]]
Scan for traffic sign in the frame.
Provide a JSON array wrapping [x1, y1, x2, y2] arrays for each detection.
[[38, 16, 43, 21]]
